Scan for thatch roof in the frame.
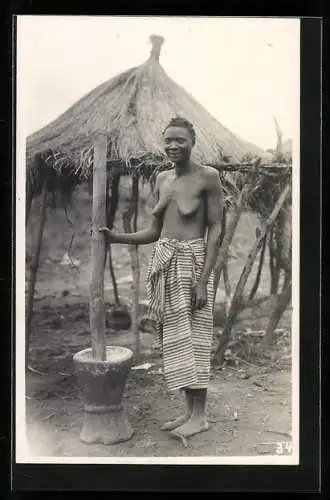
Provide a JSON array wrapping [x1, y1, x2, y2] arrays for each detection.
[[26, 34, 263, 187]]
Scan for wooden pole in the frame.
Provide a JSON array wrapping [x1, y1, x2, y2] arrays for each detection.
[[274, 224, 282, 294], [214, 207, 229, 306], [90, 135, 107, 361], [26, 179, 48, 367], [122, 176, 140, 359], [268, 230, 276, 295], [213, 182, 292, 366], [269, 225, 282, 295], [106, 170, 121, 306], [263, 204, 292, 344], [208, 162, 291, 174], [108, 246, 121, 307], [26, 180, 33, 227], [222, 260, 232, 313], [248, 233, 267, 300], [132, 177, 140, 358], [263, 279, 291, 345]]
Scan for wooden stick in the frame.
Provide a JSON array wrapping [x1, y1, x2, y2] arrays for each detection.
[[213, 178, 251, 301], [26, 181, 33, 227], [212, 163, 291, 174], [133, 176, 139, 233], [95, 160, 292, 182], [26, 154, 44, 226], [268, 228, 277, 295], [248, 233, 267, 300], [132, 177, 140, 358], [263, 279, 292, 345], [90, 135, 107, 361], [213, 182, 292, 366], [26, 178, 48, 366], [106, 170, 121, 306], [106, 170, 120, 229], [123, 176, 141, 359], [269, 225, 282, 295], [273, 223, 282, 293], [108, 246, 120, 307], [222, 259, 232, 311]]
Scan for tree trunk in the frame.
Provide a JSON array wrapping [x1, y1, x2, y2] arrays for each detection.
[[213, 182, 292, 366], [90, 135, 107, 361], [248, 233, 267, 300], [26, 180, 48, 367], [263, 279, 291, 345], [122, 176, 140, 359]]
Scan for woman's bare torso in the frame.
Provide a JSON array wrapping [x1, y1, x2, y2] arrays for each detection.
[[152, 166, 208, 241]]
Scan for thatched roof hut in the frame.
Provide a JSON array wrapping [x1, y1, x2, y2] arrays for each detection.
[[26, 34, 262, 196]]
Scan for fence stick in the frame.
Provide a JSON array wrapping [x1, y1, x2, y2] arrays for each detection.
[[213, 182, 291, 366]]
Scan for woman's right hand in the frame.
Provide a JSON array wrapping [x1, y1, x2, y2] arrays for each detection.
[[98, 227, 117, 242]]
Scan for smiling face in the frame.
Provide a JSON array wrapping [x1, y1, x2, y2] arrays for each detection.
[[163, 126, 194, 165]]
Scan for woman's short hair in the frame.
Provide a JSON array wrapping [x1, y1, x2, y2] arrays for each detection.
[[162, 116, 196, 145]]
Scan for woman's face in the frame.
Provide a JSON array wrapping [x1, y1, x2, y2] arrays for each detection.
[[163, 126, 194, 164]]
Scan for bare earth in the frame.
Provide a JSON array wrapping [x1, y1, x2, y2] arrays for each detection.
[[23, 185, 293, 459]]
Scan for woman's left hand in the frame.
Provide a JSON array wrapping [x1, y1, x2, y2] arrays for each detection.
[[192, 281, 207, 311]]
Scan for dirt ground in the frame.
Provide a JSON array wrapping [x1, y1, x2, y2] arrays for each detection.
[[23, 185, 293, 459]]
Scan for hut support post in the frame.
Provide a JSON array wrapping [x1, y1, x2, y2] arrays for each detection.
[[26, 153, 42, 227], [26, 178, 48, 367], [108, 247, 120, 306], [106, 170, 121, 306], [26, 181, 33, 227], [132, 178, 140, 358], [123, 176, 140, 359], [90, 135, 107, 361], [213, 182, 291, 366]]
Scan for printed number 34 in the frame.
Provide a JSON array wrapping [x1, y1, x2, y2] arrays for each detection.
[[276, 441, 292, 454]]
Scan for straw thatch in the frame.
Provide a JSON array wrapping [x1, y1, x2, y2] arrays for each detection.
[[26, 34, 263, 195]]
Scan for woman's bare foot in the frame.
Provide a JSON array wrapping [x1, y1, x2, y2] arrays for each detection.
[[161, 388, 193, 431], [169, 417, 210, 439], [160, 414, 191, 431]]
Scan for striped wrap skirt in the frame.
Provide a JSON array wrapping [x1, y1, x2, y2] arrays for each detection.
[[146, 238, 214, 392]]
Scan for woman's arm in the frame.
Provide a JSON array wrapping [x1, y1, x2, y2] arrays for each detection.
[[99, 215, 162, 245]]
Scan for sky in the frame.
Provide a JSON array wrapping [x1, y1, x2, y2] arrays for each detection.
[[17, 16, 300, 150]]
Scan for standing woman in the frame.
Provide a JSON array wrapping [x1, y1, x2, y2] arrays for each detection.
[[100, 116, 224, 441]]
